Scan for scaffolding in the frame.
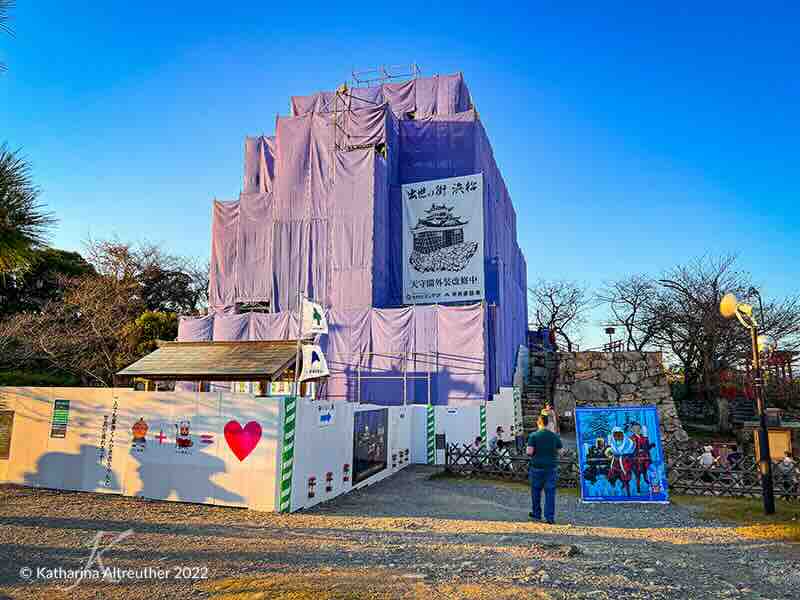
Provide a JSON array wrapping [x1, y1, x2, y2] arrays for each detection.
[[321, 350, 486, 406], [350, 63, 421, 88], [323, 63, 421, 153]]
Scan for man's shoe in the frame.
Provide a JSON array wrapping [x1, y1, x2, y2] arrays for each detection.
[[528, 512, 541, 521]]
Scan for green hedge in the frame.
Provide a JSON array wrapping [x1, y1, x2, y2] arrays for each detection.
[[0, 370, 81, 387]]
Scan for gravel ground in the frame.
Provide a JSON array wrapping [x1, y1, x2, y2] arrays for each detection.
[[0, 466, 798, 600]]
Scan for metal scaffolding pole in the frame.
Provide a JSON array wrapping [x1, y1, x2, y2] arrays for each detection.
[[403, 353, 408, 406]]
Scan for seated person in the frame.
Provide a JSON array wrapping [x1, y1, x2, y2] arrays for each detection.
[[468, 436, 485, 471], [727, 446, 743, 469], [489, 426, 506, 452], [698, 445, 718, 483], [776, 451, 797, 494], [699, 445, 718, 467]]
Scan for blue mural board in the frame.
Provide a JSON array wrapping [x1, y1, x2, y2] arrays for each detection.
[[575, 405, 669, 503]]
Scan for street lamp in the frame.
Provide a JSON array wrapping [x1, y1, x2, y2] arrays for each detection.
[[720, 292, 775, 514], [747, 286, 766, 325]]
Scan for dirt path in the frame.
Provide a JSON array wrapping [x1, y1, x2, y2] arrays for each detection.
[[1, 467, 798, 599]]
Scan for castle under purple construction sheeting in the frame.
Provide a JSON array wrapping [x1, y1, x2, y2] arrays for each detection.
[[183, 72, 527, 404]]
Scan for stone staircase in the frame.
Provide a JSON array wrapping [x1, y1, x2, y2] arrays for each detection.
[[522, 352, 560, 438]]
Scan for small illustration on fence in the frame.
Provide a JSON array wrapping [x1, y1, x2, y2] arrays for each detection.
[[575, 405, 669, 503]]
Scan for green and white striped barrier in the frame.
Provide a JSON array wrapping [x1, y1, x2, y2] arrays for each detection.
[[479, 404, 487, 449], [279, 395, 297, 513], [426, 403, 435, 465]]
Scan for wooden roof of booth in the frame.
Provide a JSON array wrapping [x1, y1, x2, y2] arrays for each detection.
[[115, 341, 299, 382]]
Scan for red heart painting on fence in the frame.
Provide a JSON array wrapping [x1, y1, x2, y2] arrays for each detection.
[[224, 420, 262, 461]]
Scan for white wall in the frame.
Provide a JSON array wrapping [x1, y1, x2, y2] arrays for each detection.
[[0, 388, 281, 511], [436, 405, 480, 463], [288, 400, 411, 512], [0, 387, 517, 511], [405, 393, 518, 466], [487, 388, 517, 443]]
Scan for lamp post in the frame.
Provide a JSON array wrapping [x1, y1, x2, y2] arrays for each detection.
[[748, 286, 766, 325], [605, 327, 615, 347], [720, 292, 775, 514]]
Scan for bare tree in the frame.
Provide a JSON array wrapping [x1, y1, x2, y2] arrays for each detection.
[[598, 255, 800, 401], [8, 239, 208, 385], [596, 275, 659, 351], [654, 255, 750, 403], [528, 280, 591, 351], [15, 273, 143, 385], [0, 311, 37, 369], [754, 293, 800, 352], [84, 239, 208, 314]]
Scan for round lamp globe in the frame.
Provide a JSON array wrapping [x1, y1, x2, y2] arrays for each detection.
[[720, 293, 738, 319]]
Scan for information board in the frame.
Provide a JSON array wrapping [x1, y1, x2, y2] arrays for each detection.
[[50, 399, 70, 439], [402, 173, 485, 304], [0, 411, 13, 459]]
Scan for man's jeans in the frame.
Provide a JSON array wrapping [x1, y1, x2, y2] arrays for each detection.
[[529, 466, 558, 523]]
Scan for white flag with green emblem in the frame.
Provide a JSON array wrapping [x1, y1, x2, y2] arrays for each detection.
[[299, 344, 330, 382], [301, 299, 328, 336]]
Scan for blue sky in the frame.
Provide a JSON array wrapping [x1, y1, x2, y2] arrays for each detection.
[[2, 3, 798, 347]]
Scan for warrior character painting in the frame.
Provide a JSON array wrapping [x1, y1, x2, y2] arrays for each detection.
[[583, 438, 610, 484], [629, 421, 656, 493], [576, 406, 669, 503], [131, 418, 148, 450], [605, 427, 635, 495], [175, 420, 193, 449]]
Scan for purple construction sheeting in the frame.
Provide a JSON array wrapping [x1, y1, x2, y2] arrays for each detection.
[[349, 86, 384, 110], [243, 136, 276, 194], [209, 200, 239, 309], [177, 315, 214, 341], [238, 193, 273, 303], [212, 312, 250, 341], [204, 72, 526, 400], [344, 103, 391, 148], [437, 304, 486, 402], [329, 150, 377, 309], [178, 303, 487, 405], [250, 312, 291, 340], [291, 73, 471, 118], [275, 114, 312, 222], [210, 135, 391, 313]]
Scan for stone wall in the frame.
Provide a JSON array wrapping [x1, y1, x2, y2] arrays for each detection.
[[552, 351, 688, 441]]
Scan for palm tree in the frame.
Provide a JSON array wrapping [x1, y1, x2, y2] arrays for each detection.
[[0, 145, 56, 274], [0, 4, 56, 275], [0, 0, 12, 73]]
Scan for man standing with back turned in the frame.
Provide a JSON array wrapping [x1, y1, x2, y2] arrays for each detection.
[[527, 411, 563, 523]]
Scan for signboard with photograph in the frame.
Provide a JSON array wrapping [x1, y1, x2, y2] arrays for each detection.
[[352, 408, 388, 484]]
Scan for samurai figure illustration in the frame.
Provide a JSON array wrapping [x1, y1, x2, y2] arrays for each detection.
[[583, 438, 611, 484], [629, 421, 657, 493], [605, 427, 635, 495]]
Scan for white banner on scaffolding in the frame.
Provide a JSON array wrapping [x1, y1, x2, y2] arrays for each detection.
[[402, 173, 485, 304], [299, 344, 330, 382], [301, 298, 328, 336]]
